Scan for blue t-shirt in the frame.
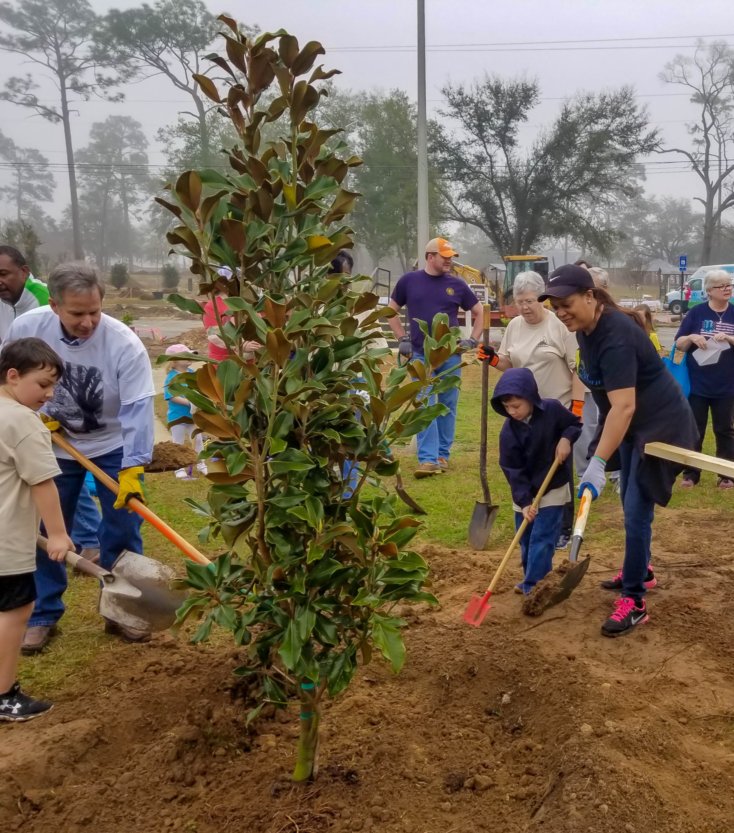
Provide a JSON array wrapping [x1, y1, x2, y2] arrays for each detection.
[[391, 269, 479, 353], [164, 369, 192, 423], [675, 303, 734, 398]]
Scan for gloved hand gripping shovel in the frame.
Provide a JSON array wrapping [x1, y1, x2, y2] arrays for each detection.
[[521, 487, 592, 616], [51, 432, 211, 566], [464, 458, 561, 627], [468, 304, 499, 549]]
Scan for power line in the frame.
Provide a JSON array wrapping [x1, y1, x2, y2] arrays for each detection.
[[329, 33, 734, 51]]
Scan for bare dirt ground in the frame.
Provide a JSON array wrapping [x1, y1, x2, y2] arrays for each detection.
[[2, 501, 734, 833]]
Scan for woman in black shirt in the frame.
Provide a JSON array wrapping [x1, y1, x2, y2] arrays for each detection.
[[539, 265, 697, 637]]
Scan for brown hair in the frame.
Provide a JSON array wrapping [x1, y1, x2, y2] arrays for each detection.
[[593, 288, 646, 329], [0, 337, 64, 383], [633, 303, 655, 334]]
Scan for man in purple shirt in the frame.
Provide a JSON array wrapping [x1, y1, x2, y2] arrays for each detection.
[[388, 237, 483, 477]]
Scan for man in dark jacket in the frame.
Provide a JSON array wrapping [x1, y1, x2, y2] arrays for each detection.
[[491, 367, 582, 594]]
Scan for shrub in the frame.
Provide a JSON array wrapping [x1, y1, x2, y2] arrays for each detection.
[[110, 262, 129, 289], [161, 262, 180, 289]]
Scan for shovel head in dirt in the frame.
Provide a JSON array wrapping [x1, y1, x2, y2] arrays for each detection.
[[104, 549, 188, 631], [468, 500, 500, 550], [40, 537, 186, 632], [522, 488, 593, 616]]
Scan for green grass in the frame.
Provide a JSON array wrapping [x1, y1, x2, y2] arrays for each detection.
[[18, 361, 728, 695]]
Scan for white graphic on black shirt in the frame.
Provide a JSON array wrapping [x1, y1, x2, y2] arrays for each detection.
[[48, 362, 106, 433]]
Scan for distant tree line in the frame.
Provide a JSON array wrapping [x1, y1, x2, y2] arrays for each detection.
[[0, 2, 732, 273]]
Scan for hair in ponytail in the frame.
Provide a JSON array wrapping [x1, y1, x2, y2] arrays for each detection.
[[593, 287, 645, 330]]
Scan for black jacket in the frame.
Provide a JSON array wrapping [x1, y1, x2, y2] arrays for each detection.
[[491, 367, 582, 509]]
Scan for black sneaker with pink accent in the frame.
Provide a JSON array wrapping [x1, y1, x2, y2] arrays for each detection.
[[601, 596, 649, 638], [601, 566, 656, 591]]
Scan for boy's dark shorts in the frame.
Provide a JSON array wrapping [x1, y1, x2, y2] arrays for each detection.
[[0, 572, 36, 612]]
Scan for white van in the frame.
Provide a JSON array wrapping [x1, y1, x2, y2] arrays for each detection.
[[665, 264, 734, 315]]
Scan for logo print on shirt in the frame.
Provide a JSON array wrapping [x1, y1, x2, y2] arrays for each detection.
[[446, 287, 455, 296], [48, 362, 106, 433]]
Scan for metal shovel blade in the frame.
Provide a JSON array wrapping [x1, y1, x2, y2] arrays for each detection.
[[468, 501, 500, 550], [395, 472, 427, 515], [104, 550, 188, 632], [463, 590, 492, 627]]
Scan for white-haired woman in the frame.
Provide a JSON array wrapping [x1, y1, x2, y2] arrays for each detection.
[[674, 269, 734, 489], [480, 270, 584, 547]]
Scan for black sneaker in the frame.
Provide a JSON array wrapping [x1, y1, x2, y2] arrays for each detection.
[[0, 683, 53, 723], [601, 597, 649, 638], [601, 566, 656, 591]]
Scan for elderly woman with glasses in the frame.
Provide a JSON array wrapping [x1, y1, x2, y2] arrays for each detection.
[[480, 271, 585, 547], [674, 269, 734, 489]]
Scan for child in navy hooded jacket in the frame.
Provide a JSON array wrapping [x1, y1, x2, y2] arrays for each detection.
[[491, 367, 582, 594]]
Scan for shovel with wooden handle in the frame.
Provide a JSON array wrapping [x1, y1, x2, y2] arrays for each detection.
[[38, 536, 187, 632], [468, 304, 499, 549], [464, 458, 561, 627], [50, 432, 211, 565], [521, 487, 593, 615]]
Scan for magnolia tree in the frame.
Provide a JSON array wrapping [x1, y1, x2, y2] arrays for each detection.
[[159, 16, 461, 781]]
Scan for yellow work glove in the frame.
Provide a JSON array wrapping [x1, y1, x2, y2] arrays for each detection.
[[114, 466, 145, 510], [40, 413, 61, 432]]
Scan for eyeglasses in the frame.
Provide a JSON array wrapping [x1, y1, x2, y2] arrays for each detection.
[[711, 284, 733, 290], [515, 298, 539, 307]]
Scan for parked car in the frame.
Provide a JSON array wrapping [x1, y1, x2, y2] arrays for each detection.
[[664, 264, 734, 315]]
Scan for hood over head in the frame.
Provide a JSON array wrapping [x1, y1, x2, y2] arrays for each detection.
[[491, 367, 542, 417]]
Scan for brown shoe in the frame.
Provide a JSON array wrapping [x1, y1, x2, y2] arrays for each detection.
[[414, 462, 442, 479], [437, 457, 449, 472], [104, 619, 151, 644], [21, 625, 58, 655], [79, 547, 100, 564]]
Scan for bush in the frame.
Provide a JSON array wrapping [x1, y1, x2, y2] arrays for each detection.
[[110, 262, 129, 289], [161, 263, 180, 290]]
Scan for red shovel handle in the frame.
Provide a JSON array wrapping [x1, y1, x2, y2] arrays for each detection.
[[51, 432, 211, 566]]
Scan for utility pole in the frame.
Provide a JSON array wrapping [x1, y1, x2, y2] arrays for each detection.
[[416, 0, 429, 261]]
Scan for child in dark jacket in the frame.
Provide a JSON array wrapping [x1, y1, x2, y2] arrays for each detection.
[[491, 367, 582, 594]]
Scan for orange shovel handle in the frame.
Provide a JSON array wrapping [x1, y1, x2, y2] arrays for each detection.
[[51, 432, 211, 566]]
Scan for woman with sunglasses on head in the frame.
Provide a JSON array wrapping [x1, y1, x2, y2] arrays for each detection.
[[539, 265, 697, 638], [674, 269, 734, 489]]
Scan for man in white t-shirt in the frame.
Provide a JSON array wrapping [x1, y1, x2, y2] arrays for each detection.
[[5, 262, 156, 652]]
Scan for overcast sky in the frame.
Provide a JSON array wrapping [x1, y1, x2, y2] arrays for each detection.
[[1, 0, 733, 220]]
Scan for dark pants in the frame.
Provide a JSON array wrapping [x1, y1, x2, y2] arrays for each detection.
[[683, 394, 734, 483], [619, 442, 655, 602], [31, 448, 144, 628]]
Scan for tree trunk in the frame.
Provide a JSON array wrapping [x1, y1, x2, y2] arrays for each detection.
[[292, 681, 320, 782], [15, 164, 21, 222], [120, 176, 133, 270], [56, 50, 83, 260], [195, 95, 211, 167]]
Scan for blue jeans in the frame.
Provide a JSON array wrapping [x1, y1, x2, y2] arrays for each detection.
[[71, 482, 102, 549], [31, 448, 144, 627], [415, 353, 461, 464], [618, 441, 655, 602], [514, 504, 564, 593]]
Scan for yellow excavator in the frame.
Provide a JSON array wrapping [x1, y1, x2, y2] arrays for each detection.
[[452, 255, 549, 319]]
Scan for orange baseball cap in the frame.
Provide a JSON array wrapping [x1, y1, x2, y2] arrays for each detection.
[[425, 237, 458, 258]]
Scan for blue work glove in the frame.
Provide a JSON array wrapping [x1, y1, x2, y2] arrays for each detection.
[[578, 455, 607, 500], [398, 336, 413, 359], [458, 337, 478, 351]]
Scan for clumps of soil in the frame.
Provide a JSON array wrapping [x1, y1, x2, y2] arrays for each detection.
[[522, 559, 576, 617], [145, 441, 198, 472]]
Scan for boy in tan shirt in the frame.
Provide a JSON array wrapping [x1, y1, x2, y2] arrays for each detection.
[[0, 337, 74, 722]]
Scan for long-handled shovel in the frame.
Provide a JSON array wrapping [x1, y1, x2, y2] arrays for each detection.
[[50, 432, 211, 565], [38, 536, 186, 632], [521, 487, 593, 616], [464, 458, 561, 627], [468, 304, 500, 549], [395, 470, 427, 514]]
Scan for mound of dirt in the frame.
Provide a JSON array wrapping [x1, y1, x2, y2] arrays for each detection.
[[146, 441, 198, 472], [4, 524, 734, 833]]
